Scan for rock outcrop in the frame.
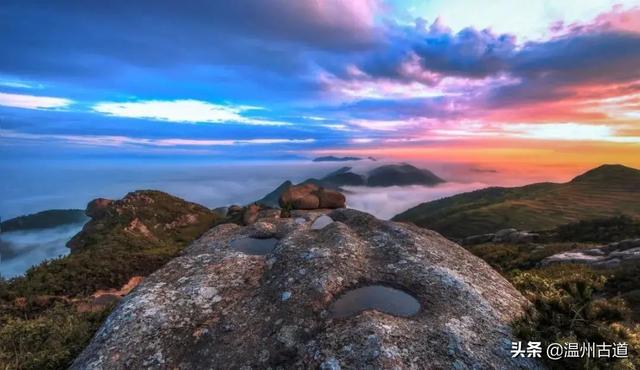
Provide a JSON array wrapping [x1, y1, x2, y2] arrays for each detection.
[[72, 209, 540, 369], [279, 183, 346, 210], [461, 228, 540, 246], [67, 190, 218, 252], [542, 238, 640, 268], [223, 203, 282, 226]]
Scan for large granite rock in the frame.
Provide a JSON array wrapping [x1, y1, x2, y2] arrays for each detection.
[[72, 209, 540, 369]]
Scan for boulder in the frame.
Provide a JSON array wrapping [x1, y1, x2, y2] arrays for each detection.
[[72, 209, 540, 370], [292, 194, 320, 210], [279, 184, 345, 210], [279, 183, 319, 208], [242, 204, 261, 225], [317, 188, 346, 209]]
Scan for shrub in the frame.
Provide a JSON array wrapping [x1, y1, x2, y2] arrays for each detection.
[[0, 304, 111, 370], [511, 265, 639, 369], [554, 215, 640, 243]]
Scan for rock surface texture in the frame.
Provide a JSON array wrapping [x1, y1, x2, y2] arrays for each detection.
[[72, 209, 541, 369]]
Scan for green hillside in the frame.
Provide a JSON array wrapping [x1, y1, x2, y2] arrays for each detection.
[[1, 209, 88, 232], [392, 164, 640, 238]]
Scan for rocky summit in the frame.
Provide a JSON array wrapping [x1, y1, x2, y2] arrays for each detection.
[[72, 208, 540, 369], [67, 190, 218, 252]]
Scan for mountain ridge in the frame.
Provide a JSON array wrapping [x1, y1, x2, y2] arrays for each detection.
[[256, 163, 445, 207], [393, 164, 640, 238]]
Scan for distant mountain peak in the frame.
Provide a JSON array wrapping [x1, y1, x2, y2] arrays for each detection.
[[570, 164, 640, 183], [366, 164, 445, 187], [312, 156, 363, 162]]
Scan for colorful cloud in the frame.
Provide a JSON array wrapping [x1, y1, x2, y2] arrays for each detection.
[[0, 1, 638, 169]]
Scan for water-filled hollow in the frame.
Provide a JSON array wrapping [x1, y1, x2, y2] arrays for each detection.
[[230, 237, 278, 255], [329, 285, 421, 319]]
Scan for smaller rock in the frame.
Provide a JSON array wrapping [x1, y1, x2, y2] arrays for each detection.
[[311, 215, 334, 230], [256, 209, 281, 221], [243, 204, 261, 225], [462, 233, 495, 246], [249, 222, 276, 238], [316, 188, 346, 209]]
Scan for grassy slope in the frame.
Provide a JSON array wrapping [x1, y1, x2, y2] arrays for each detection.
[[0, 190, 219, 370], [466, 217, 640, 369], [393, 164, 640, 238]]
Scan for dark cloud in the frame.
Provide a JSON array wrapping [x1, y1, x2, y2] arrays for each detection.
[[412, 22, 516, 78], [513, 32, 640, 83], [486, 31, 640, 107], [346, 19, 517, 82], [0, 0, 379, 83], [342, 18, 640, 110], [335, 96, 462, 121]]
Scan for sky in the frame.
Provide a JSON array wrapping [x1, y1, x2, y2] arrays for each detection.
[[1, 1, 639, 175]]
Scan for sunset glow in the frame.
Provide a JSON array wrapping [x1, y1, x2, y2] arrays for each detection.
[[0, 0, 638, 173]]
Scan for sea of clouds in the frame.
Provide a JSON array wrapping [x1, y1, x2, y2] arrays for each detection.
[[0, 222, 85, 278], [1, 158, 547, 277]]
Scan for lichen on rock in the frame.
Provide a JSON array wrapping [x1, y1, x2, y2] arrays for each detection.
[[72, 209, 542, 369]]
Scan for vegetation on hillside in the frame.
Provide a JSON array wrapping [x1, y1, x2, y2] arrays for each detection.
[[1, 210, 87, 232], [393, 164, 640, 238], [553, 215, 640, 243], [0, 190, 219, 370], [467, 215, 640, 369]]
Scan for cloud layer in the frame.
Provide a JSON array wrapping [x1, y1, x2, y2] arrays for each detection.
[[0, 1, 639, 168]]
